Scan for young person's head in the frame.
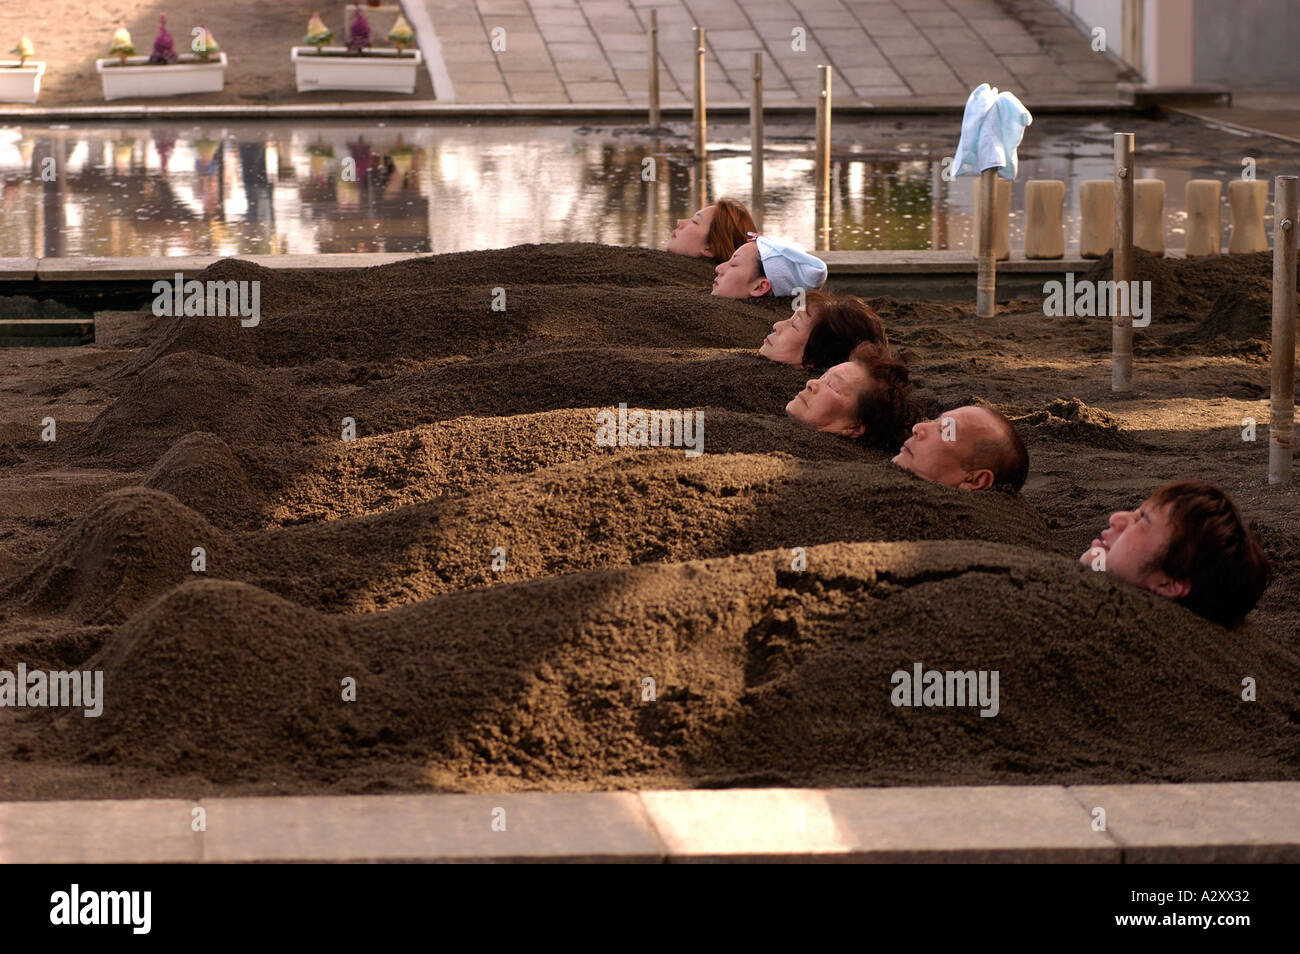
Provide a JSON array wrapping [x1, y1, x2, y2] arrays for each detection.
[[893, 405, 1029, 492], [1079, 480, 1271, 628], [667, 197, 755, 261], [785, 342, 919, 448], [760, 291, 889, 368], [712, 240, 770, 298]]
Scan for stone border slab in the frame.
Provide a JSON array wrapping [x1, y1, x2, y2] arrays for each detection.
[[0, 258, 38, 281], [1069, 782, 1300, 864], [0, 799, 200, 864], [641, 786, 1118, 863], [199, 792, 662, 863], [2, 783, 1296, 864]]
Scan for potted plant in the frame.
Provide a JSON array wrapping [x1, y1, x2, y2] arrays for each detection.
[[96, 18, 228, 101], [291, 9, 422, 94], [1, 34, 45, 104]]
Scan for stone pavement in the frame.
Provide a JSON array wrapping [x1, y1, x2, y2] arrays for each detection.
[[414, 0, 1130, 106]]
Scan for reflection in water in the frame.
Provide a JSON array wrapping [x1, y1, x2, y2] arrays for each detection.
[[0, 116, 1275, 258]]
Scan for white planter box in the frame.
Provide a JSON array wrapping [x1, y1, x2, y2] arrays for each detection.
[[292, 46, 421, 94], [0, 61, 45, 104], [95, 52, 227, 101]]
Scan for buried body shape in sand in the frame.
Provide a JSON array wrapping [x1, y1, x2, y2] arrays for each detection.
[[0, 242, 1293, 799]]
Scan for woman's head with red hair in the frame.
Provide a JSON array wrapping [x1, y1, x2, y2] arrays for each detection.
[[666, 197, 756, 262]]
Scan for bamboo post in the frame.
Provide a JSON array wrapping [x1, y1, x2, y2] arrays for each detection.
[[1112, 132, 1135, 392], [751, 52, 763, 230], [693, 26, 706, 161], [1270, 174, 1297, 485], [648, 10, 660, 130], [976, 168, 997, 317], [815, 64, 831, 249]]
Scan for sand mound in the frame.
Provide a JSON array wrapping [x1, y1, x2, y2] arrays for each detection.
[[1084, 249, 1298, 337], [1168, 283, 1279, 356], [141, 432, 263, 529], [5, 488, 220, 625], [43, 541, 1300, 788], [81, 346, 816, 468], [129, 282, 786, 372], [1013, 398, 1138, 449], [261, 409, 874, 527], [193, 244, 719, 317], [18, 453, 1052, 621], [74, 351, 330, 466]]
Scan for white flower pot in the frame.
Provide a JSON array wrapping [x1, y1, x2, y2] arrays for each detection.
[[95, 52, 228, 101], [292, 46, 422, 94], [0, 61, 45, 104]]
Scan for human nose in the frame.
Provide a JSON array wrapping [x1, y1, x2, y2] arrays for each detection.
[[1108, 510, 1132, 531]]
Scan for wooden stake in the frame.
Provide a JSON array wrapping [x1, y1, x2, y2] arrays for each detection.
[[648, 10, 660, 130], [814, 64, 831, 249], [1112, 132, 1135, 392], [751, 52, 763, 230], [693, 26, 706, 161], [1270, 174, 1297, 485], [976, 168, 997, 317]]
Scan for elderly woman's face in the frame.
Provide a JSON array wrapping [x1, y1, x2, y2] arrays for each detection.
[[759, 306, 816, 365], [785, 360, 870, 438], [667, 205, 716, 257]]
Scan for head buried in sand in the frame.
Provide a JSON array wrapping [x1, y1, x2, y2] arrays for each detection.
[[894, 405, 1029, 492], [667, 197, 755, 262], [786, 341, 919, 448], [1080, 480, 1271, 628], [760, 291, 889, 368], [713, 234, 827, 300]]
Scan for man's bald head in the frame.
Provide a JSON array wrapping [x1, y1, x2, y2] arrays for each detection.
[[892, 405, 1029, 491]]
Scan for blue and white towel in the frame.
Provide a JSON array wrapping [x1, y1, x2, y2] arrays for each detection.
[[950, 83, 1033, 180]]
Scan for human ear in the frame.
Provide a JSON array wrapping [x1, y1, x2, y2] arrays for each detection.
[[959, 468, 995, 491], [1152, 577, 1191, 599], [841, 421, 866, 439], [751, 278, 772, 297]]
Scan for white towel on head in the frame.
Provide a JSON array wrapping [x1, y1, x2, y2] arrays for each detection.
[[755, 236, 828, 296], [950, 83, 1033, 180]]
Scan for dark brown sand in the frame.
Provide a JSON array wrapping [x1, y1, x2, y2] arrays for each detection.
[[0, 243, 1296, 799]]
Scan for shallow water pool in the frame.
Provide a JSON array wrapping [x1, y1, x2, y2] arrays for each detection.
[[1, 112, 1296, 258]]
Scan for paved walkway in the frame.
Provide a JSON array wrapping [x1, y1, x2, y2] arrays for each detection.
[[415, 0, 1130, 106]]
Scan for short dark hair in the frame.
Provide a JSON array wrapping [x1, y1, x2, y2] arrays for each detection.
[[963, 407, 1029, 491], [848, 342, 921, 451], [801, 291, 889, 370], [1146, 480, 1271, 628]]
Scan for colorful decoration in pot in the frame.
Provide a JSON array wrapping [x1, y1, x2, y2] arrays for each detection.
[[347, 10, 371, 54], [11, 35, 34, 67], [149, 15, 178, 65], [388, 15, 415, 54], [109, 24, 135, 65], [191, 26, 219, 61], [305, 13, 333, 53]]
